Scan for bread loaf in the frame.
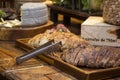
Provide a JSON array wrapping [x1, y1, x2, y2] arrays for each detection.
[[28, 24, 120, 68]]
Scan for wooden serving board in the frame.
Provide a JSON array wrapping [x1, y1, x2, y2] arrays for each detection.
[[0, 20, 53, 41], [15, 38, 120, 80]]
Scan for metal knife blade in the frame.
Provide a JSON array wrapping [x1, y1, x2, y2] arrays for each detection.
[[16, 40, 61, 64]]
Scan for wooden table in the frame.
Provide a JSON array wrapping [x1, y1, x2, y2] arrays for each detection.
[[49, 5, 102, 25], [0, 41, 78, 80], [0, 41, 120, 80]]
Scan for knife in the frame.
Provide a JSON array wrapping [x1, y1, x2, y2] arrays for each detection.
[[16, 40, 62, 64]]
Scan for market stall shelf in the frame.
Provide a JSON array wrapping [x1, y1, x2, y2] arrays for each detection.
[[0, 20, 53, 40], [15, 38, 120, 80]]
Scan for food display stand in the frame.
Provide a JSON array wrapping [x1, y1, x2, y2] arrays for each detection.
[[0, 0, 120, 80]]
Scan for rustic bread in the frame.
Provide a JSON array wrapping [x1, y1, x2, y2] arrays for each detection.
[[28, 24, 120, 68]]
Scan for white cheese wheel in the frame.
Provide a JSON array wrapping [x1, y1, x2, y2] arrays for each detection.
[[21, 3, 48, 26]]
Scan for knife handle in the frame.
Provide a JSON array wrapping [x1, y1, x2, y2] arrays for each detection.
[[16, 40, 54, 64]]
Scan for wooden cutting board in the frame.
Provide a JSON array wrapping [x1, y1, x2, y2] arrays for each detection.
[[0, 20, 53, 41], [15, 38, 120, 80]]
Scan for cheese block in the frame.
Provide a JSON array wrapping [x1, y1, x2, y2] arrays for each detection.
[[21, 3, 48, 26], [21, 15, 48, 26]]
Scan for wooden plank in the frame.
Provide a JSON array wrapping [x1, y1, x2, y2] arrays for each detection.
[[46, 72, 76, 80], [3, 66, 59, 80], [0, 48, 15, 67], [3, 65, 77, 80], [0, 45, 47, 71], [15, 38, 120, 80]]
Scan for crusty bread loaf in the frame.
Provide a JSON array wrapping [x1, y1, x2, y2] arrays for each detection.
[[28, 29, 88, 49], [28, 24, 120, 68]]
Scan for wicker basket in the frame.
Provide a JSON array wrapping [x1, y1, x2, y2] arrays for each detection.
[[103, 0, 120, 25]]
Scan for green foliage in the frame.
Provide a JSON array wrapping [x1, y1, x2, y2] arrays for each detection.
[[90, 0, 102, 10], [81, 0, 102, 10], [0, 10, 6, 18], [53, 0, 60, 4], [82, 0, 89, 10], [98, 0, 102, 3]]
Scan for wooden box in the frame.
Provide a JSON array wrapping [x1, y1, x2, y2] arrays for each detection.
[[81, 16, 120, 47]]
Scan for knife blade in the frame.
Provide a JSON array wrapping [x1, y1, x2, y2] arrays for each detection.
[[16, 40, 62, 64]]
